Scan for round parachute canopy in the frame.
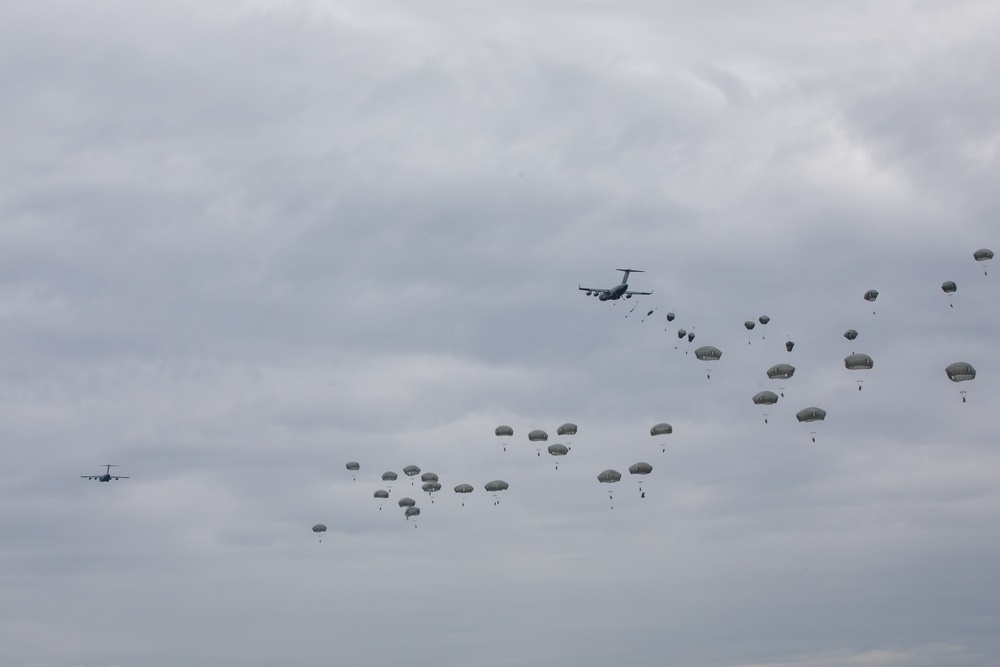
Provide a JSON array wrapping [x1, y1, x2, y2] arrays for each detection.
[[421, 482, 442, 493], [687, 332, 696, 342], [454, 484, 474, 494], [796, 407, 827, 422], [403, 465, 421, 477], [397, 497, 416, 508], [597, 469, 622, 483], [650, 423, 673, 436], [759, 315, 770, 325], [677, 328, 687, 339], [547, 443, 570, 456], [973, 248, 994, 261], [495, 425, 513, 437], [374, 490, 389, 499], [484, 480, 509, 492], [753, 390, 779, 405], [405, 506, 420, 518], [420, 472, 439, 483], [945, 362, 976, 382], [767, 363, 796, 379], [694, 346, 722, 361], [345, 462, 360, 471], [628, 462, 653, 475], [785, 340, 795, 352], [864, 289, 879, 302], [666, 311, 676, 321], [557, 423, 578, 436], [744, 320, 756, 330], [941, 281, 957, 294], [844, 329, 859, 340], [382, 471, 398, 482], [312, 524, 327, 533], [528, 429, 548, 442], [844, 353, 874, 370]]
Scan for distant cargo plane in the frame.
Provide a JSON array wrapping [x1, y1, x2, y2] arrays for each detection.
[[81, 464, 130, 482], [579, 269, 652, 301]]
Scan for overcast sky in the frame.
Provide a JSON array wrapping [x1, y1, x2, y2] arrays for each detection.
[[2, 1, 999, 666]]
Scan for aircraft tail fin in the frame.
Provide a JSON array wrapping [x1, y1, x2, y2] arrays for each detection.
[[616, 268, 644, 285]]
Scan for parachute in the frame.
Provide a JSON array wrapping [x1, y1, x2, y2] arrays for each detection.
[[650, 423, 672, 451], [528, 429, 548, 442], [946, 361, 976, 402], [946, 362, 976, 381], [785, 340, 795, 352], [753, 391, 779, 405], [421, 482, 442, 503], [844, 329, 858, 341], [346, 461, 360, 480], [381, 471, 398, 482], [374, 489, 389, 510], [312, 523, 327, 542], [397, 497, 416, 507], [694, 346, 722, 378], [547, 443, 570, 469], [403, 465, 421, 485], [650, 423, 673, 436], [496, 425, 513, 451], [744, 320, 756, 330], [484, 480, 509, 506], [666, 311, 676, 322], [758, 315, 770, 325], [864, 289, 879, 314], [420, 472, 439, 483], [597, 469, 622, 508], [694, 346, 722, 360], [454, 483, 474, 506], [941, 281, 957, 293], [628, 462, 652, 497], [767, 363, 795, 380], [973, 248, 993, 275], [844, 353, 874, 370], [557, 423, 578, 436]]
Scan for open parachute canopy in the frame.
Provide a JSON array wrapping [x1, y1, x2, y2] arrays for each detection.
[[844, 353, 874, 370], [597, 469, 622, 483], [694, 345, 722, 361], [945, 362, 976, 382], [556, 423, 577, 436], [796, 407, 827, 422], [753, 390, 779, 405], [650, 423, 673, 436], [767, 363, 795, 380]]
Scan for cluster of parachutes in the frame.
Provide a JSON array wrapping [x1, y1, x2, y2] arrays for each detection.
[[314, 248, 991, 536]]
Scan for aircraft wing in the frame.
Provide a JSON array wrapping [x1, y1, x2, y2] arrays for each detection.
[[81, 475, 100, 480], [111, 476, 130, 480], [625, 290, 653, 296], [579, 285, 604, 292]]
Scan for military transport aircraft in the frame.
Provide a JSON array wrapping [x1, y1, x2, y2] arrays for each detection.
[[81, 464, 130, 482], [579, 269, 653, 301]]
